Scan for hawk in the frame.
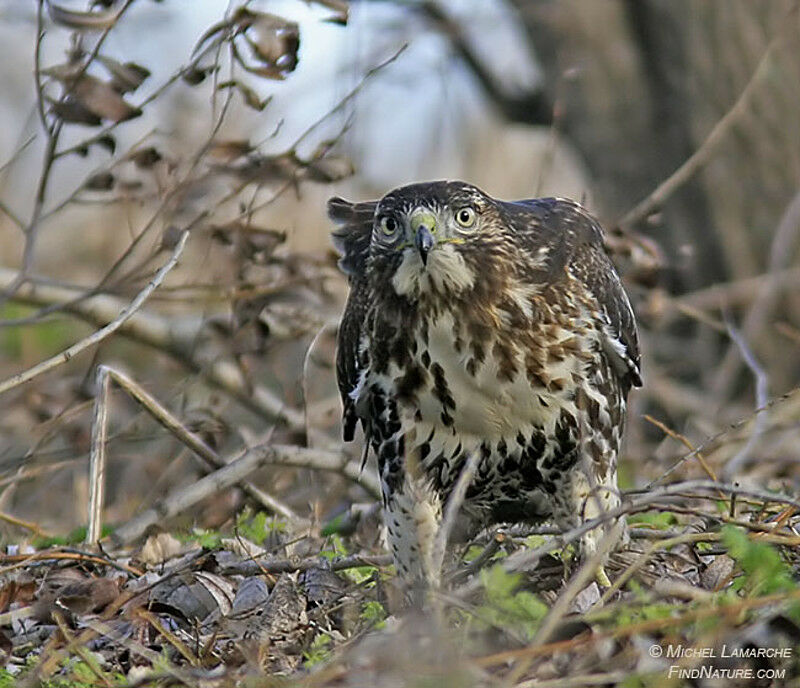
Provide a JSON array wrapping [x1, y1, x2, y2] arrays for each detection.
[[329, 181, 641, 589]]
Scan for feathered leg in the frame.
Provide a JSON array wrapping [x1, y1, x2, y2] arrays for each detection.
[[380, 437, 443, 599]]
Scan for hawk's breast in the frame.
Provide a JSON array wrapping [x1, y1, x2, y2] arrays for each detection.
[[396, 309, 587, 444]]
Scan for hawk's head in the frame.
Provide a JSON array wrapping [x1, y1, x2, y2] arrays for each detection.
[[367, 181, 507, 299]]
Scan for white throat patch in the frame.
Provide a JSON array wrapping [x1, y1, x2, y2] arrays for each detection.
[[391, 244, 475, 297]]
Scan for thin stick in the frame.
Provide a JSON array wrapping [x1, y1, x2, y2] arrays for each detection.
[[432, 450, 482, 581], [648, 383, 800, 488], [722, 321, 770, 478], [0, 230, 188, 396], [599, 531, 721, 605], [0, 266, 307, 431], [536, 524, 625, 640], [0, 510, 51, 538], [109, 442, 378, 546], [642, 414, 719, 485], [94, 365, 299, 521], [87, 365, 111, 545], [712, 187, 800, 400], [513, 522, 623, 682], [218, 552, 393, 576]]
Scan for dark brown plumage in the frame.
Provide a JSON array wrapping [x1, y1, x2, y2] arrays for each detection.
[[330, 181, 641, 588]]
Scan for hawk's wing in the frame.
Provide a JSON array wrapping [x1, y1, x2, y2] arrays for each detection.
[[502, 198, 642, 390], [328, 197, 376, 441]]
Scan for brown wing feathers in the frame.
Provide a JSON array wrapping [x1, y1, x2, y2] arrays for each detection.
[[501, 197, 641, 389], [328, 197, 375, 441]]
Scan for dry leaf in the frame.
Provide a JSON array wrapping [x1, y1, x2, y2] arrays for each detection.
[[84, 171, 115, 191], [139, 530, 184, 565], [57, 577, 121, 614], [49, 97, 102, 126], [72, 75, 142, 122], [220, 537, 263, 559], [150, 571, 235, 627], [45, 65, 142, 123], [217, 80, 270, 111], [182, 64, 216, 85], [312, 0, 349, 25], [97, 56, 150, 93], [209, 139, 255, 161], [700, 553, 735, 590], [47, 1, 121, 31], [244, 13, 300, 77], [128, 146, 163, 169], [194, 9, 300, 80]]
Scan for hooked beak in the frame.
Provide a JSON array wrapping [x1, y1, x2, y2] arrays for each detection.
[[410, 210, 436, 266]]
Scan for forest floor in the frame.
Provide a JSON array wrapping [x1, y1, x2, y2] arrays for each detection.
[[1, 481, 800, 687]]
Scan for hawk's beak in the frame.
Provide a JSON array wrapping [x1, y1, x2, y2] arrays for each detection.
[[410, 210, 436, 266]]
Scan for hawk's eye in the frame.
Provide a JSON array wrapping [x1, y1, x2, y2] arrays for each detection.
[[455, 207, 476, 228], [379, 215, 399, 236]]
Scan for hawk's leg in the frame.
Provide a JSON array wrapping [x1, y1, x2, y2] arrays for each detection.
[[383, 474, 443, 596], [548, 448, 625, 587], [572, 464, 623, 587], [379, 437, 444, 597]]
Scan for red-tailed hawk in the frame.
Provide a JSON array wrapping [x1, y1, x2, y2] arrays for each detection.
[[330, 181, 641, 590]]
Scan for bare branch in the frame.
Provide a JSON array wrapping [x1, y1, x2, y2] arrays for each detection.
[[721, 321, 770, 478], [0, 230, 189, 397], [433, 450, 482, 582], [109, 442, 379, 546], [88, 364, 300, 540], [0, 267, 307, 431]]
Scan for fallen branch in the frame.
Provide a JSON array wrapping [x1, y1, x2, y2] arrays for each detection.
[[86, 364, 300, 546], [0, 266, 306, 432], [218, 552, 393, 576], [108, 442, 379, 546], [0, 230, 189, 397]]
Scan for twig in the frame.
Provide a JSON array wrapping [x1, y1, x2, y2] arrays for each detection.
[[617, 1, 799, 230], [87, 365, 111, 545], [0, 230, 189, 397], [87, 364, 299, 548], [721, 320, 770, 478], [450, 530, 507, 584], [0, 510, 52, 538], [648, 383, 800, 488], [599, 531, 720, 605], [515, 672, 645, 688], [518, 522, 624, 674], [417, 2, 551, 125], [218, 552, 393, 576], [642, 414, 719, 484], [432, 449, 482, 581], [476, 587, 800, 670], [82, 618, 195, 686], [52, 612, 114, 687], [712, 188, 800, 399], [455, 479, 800, 598], [0, 549, 141, 576], [302, 322, 335, 446], [292, 44, 408, 150], [108, 442, 378, 546], [0, 1, 63, 309], [136, 608, 201, 667], [0, 266, 307, 431], [671, 266, 800, 312]]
